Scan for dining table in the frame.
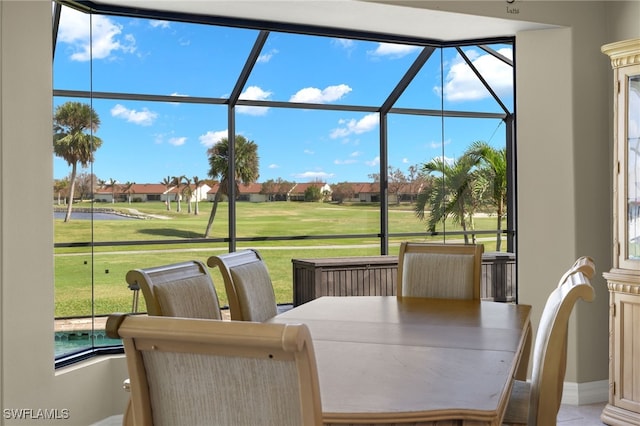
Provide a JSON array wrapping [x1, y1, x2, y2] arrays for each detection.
[[267, 296, 532, 426]]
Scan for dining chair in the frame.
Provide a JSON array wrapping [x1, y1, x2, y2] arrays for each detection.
[[106, 314, 323, 426], [395, 242, 537, 380], [502, 256, 596, 426], [122, 260, 223, 426], [207, 249, 278, 322], [397, 242, 484, 299], [125, 260, 222, 319], [514, 255, 594, 383]]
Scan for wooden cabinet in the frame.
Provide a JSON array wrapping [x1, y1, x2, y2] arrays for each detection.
[[292, 253, 517, 306], [292, 256, 398, 306], [601, 38, 640, 426]]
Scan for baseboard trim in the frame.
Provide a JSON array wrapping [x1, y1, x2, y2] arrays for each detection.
[[562, 380, 609, 405]]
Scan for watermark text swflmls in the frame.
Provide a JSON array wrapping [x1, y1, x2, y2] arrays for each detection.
[[3, 408, 70, 420]]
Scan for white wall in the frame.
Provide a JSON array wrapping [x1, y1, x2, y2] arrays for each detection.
[[1, 1, 639, 424], [1, 2, 129, 425]]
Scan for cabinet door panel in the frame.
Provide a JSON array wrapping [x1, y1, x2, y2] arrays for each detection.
[[619, 65, 640, 269], [615, 294, 640, 412]]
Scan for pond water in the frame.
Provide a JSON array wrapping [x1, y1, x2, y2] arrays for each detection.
[[54, 212, 134, 220]]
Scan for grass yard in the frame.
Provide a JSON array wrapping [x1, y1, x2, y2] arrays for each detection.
[[54, 201, 506, 317]]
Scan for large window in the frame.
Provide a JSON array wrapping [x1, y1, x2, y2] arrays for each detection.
[[52, 1, 515, 365]]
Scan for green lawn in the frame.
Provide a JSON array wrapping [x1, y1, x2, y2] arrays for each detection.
[[54, 201, 506, 317]]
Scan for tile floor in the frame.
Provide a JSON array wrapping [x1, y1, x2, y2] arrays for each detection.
[[92, 402, 610, 425], [557, 401, 608, 425]]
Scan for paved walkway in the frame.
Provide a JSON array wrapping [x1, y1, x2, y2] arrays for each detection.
[[54, 304, 297, 333], [55, 309, 233, 333]]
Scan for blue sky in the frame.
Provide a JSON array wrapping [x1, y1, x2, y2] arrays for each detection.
[[53, 5, 513, 185]]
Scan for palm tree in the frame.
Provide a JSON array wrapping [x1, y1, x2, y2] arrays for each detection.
[[182, 176, 193, 214], [161, 176, 172, 211], [204, 135, 259, 238], [415, 156, 477, 244], [192, 176, 201, 215], [53, 102, 103, 222], [122, 181, 135, 205], [465, 141, 507, 251], [53, 179, 69, 206], [107, 178, 117, 203], [172, 175, 185, 212]]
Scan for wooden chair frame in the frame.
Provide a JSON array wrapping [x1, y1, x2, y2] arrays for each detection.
[[397, 242, 484, 299], [207, 249, 278, 321], [125, 260, 222, 319], [106, 314, 323, 426], [557, 255, 595, 287]]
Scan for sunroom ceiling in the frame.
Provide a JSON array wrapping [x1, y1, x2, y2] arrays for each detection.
[[79, 0, 556, 42]]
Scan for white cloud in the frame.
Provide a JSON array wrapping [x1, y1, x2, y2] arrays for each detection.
[[304, 149, 315, 155], [168, 137, 187, 146], [240, 86, 271, 100], [199, 130, 228, 148], [368, 43, 420, 59], [428, 155, 455, 167], [365, 156, 380, 167], [257, 49, 278, 63], [333, 39, 356, 58], [111, 104, 157, 126], [402, 158, 409, 164], [330, 113, 379, 139], [437, 48, 513, 102], [166, 92, 188, 106], [334, 158, 357, 165], [149, 20, 170, 29], [290, 84, 352, 103], [58, 7, 136, 61], [237, 86, 272, 116], [293, 171, 334, 180], [335, 151, 362, 165], [268, 164, 280, 169], [333, 39, 355, 50], [429, 138, 452, 149]]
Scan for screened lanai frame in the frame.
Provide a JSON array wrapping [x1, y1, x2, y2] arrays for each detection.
[[53, 0, 517, 252], [52, 0, 517, 365]]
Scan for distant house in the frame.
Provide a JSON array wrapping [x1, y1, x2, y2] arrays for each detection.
[[166, 183, 212, 203], [94, 183, 165, 203], [207, 182, 267, 203], [349, 182, 381, 203], [94, 183, 211, 203], [335, 181, 425, 203], [206, 182, 333, 202], [92, 180, 422, 204], [287, 182, 332, 201]]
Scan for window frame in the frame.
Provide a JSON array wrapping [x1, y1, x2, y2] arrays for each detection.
[[52, 0, 517, 367]]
